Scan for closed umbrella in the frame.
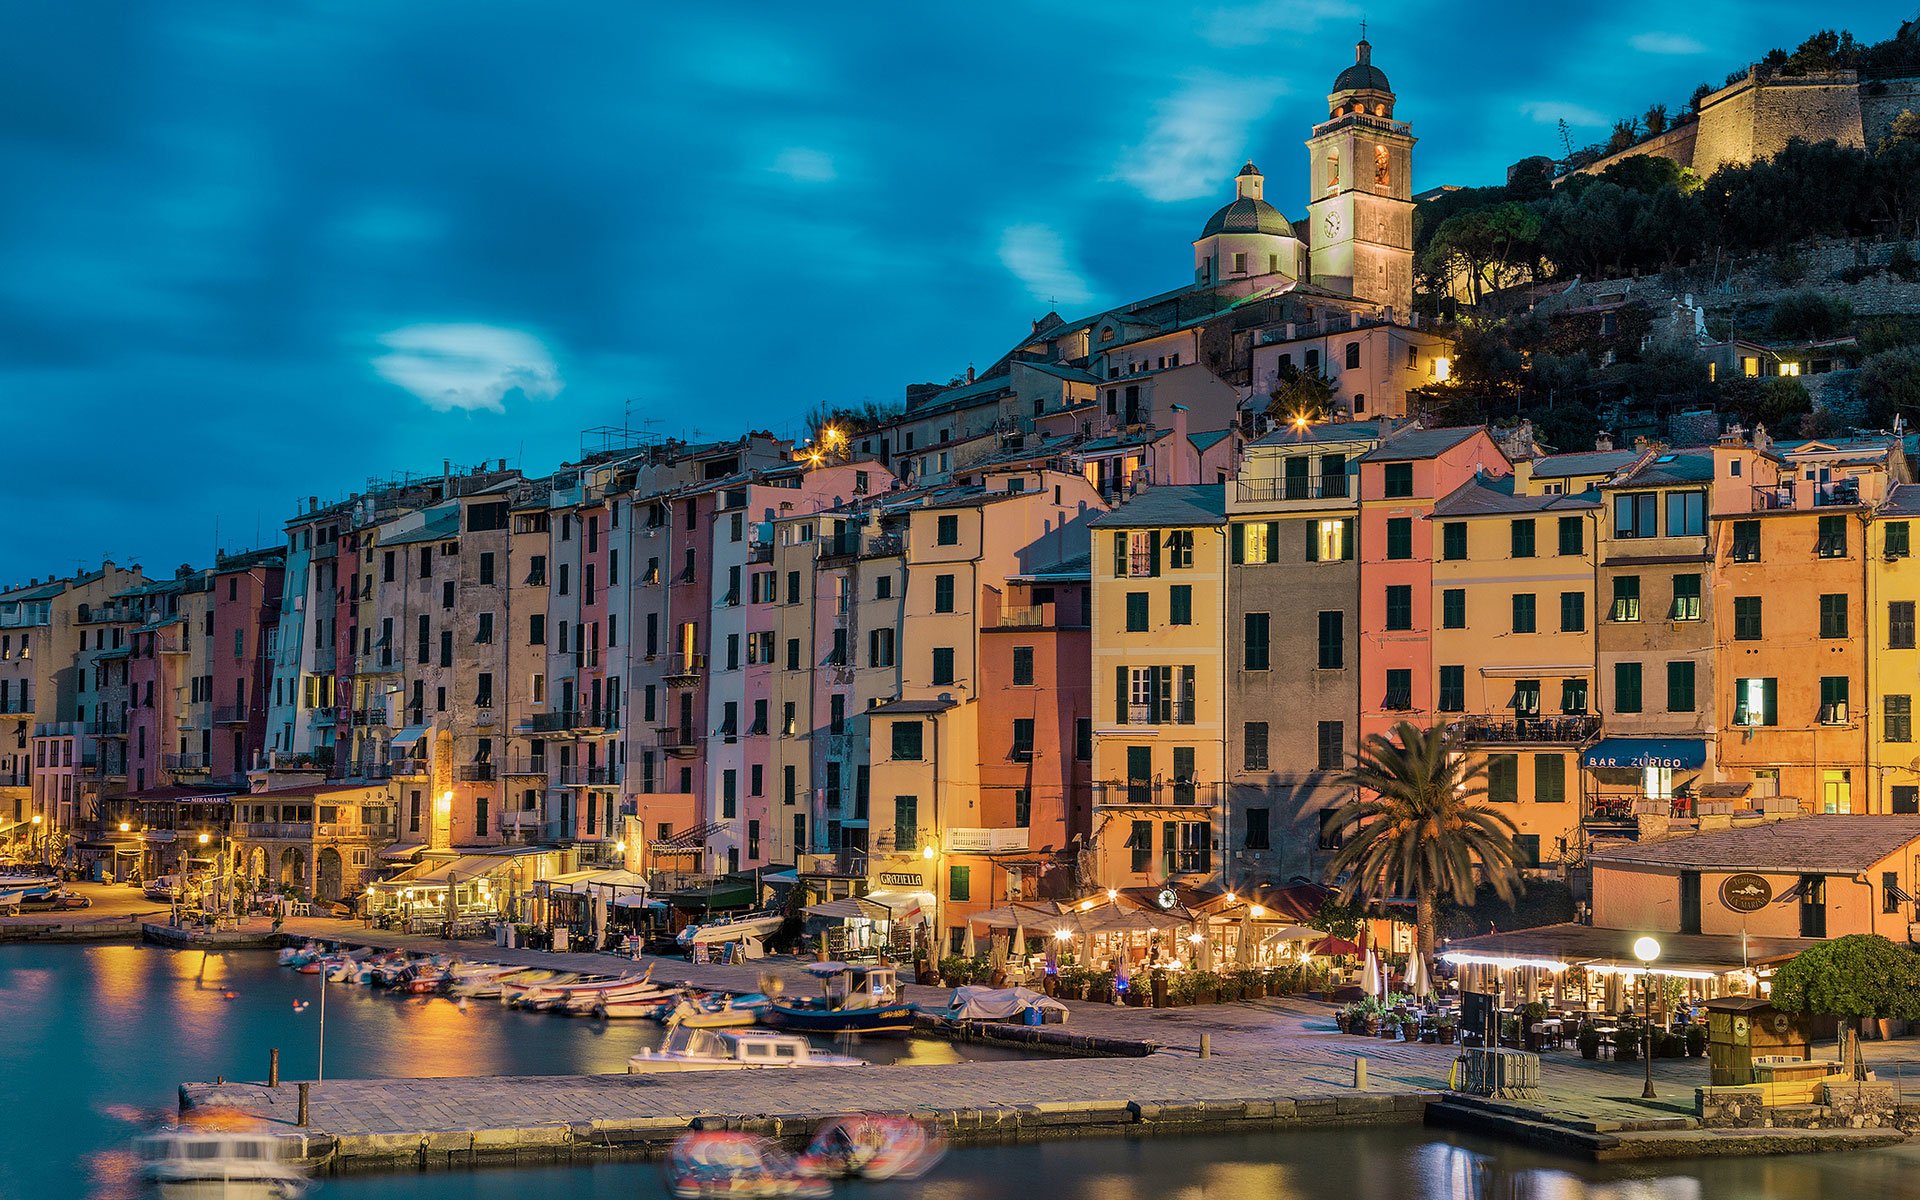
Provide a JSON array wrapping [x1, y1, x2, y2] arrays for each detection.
[[962, 922, 976, 959], [1405, 951, 1431, 1001], [989, 930, 1008, 975], [1237, 907, 1255, 967], [1362, 946, 1381, 998], [1198, 926, 1215, 973], [1012, 918, 1026, 965]]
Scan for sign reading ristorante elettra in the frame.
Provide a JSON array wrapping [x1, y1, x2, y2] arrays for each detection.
[[1720, 873, 1773, 913], [877, 872, 923, 887]]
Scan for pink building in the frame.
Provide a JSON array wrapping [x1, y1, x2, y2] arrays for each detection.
[[210, 550, 284, 786]]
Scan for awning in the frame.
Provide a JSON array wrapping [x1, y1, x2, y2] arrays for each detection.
[[381, 842, 426, 862], [805, 896, 894, 922], [1581, 738, 1706, 770], [864, 889, 935, 919], [389, 726, 428, 748], [375, 853, 512, 889]]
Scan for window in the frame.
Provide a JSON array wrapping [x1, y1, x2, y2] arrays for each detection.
[[1128, 820, 1154, 872], [1734, 677, 1778, 726], [1487, 754, 1518, 803], [1441, 522, 1467, 561], [867, 628, 895, 668], [1442, 589, 1466, 629], [1664, 491, 1705, 537], [1125, 592, 1149, 632], [1165, 529, 1194, 568], [1244, 722, 1269, 771], [475, 612, 494, 644], [1383, 463, 1413, 498], [1510, 519, 1536, 558], [1889, 522, 1912, 560], [1011, 646, 1034, 686], [1820, 676, 1850, 725], [1667, 661, 1696, 713], [1817, 514, 1848, 558], [1244, 807, 1271, 850], [1076, 717, 1092, 761], [478, 552, 494, 586], [1437, 665, 1465, 712], [1383, 669, 1412, 710], [1345, 341, 1361, 369], [1386, 517, 1412, 560], [934, 574, 955, 613], [1680, 871, 1702, 935], [1011, 719, 1034, 760], [1614, 493, 1658, 539], [1895, 601, 1918, 650], [1730, 519, 1761, 562], [893, 796, 918, 851], [1734, 596, 1763, 641], [1305, 518, 1352, 562], [1610, 576, 1640, 622], [1244, 613, 1271, 670], [1510, 678, 1541, 716], [1316, 720, 1343, 770], [1308, 610, 1345, 670], [931, 647, 954, 685], [949, 865, 971, 902], [1557, 516, 1583, 556], [1800, 874, 1827, 938], [1168, 585, 1192, 625], [936, 515, 959, 545], [1511, 593, 1536, 633], [1819, 593, 1848, 639], [1670, 575, 1701, 621], [1888, 695, 1913, 743], [1559, 591, 1586, 633], [1118, 530, 1162, 576], [1385, 585, 1413, 631], [1614, 662, 1643, 714]]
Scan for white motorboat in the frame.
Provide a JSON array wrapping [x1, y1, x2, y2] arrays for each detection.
[[135, 1129, 307, 1199], [627, 1021, 868, 1074]]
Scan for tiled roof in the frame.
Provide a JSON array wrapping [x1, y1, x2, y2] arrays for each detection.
[[1529, 450, 1639, 478], [1249, 419, 1397, 448], [1090, 484, 1228, 528], [1881, 483, 1920, 517], [1188, 429, 1233, 453], [1079, 430, 1170, 454], [1010, 551, 1092, 582], [1613, 452, 1714, 487], [1430, 476, 1600, 517], [1589, 815, 1920, 873], [1357, 426, 1485, 463]]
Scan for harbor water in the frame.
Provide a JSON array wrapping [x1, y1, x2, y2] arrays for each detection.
[[9, 943, 1920, 1198]]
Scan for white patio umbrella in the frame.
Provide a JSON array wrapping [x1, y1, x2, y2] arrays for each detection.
[[1404, 950, 1431, 1000], [1362, 946, 1381, 998], [962, 922, 976, 959], [1011, 917, 1026, 963]]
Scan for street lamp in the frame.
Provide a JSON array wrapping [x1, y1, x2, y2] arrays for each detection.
[[30, 814, 43, 867], [1634, 936, 1661, 1100]]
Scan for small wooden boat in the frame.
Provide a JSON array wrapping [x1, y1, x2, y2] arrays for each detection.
[[796, 1115, 945, 1180], [666, 994, 768, 1029], [627, 1020, 867, 1074], [663, 1130, 829, 1200], [760, 963, 918, 1037]]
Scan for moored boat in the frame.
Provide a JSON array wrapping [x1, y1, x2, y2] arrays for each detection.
[[135, 1128, 307, 1199], [759, 963, 918, 1037], [796, 1115, 945, 1180], [627, 1020, 867, 1073], [663, 1130, 829, 1200]]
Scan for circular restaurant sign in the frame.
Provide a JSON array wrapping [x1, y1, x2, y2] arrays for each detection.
[[1720, 873, 1773, 913]]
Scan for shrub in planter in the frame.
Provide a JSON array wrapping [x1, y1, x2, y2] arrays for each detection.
[[1577, 1026, 1602, 1061], [1685, 1025, 1708, 1058], [1613, 1029, 1640, 1062], [1657, 1031, 1686, 1059], [1436, 1017, 1458, 1045]]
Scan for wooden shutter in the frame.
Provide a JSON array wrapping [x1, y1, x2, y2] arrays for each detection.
[[1148, 532, 1162, 577], [1264, 522, 1280, 564], [1304, 521, 1318, 563], [1231, 523, 1244, 565], [1342, 519, 1356, 561], [1113, 531, 1128, 578], [1116, 666, 1129, 725]]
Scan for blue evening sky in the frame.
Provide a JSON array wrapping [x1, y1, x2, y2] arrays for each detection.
[[1, 2, 1907, 576]]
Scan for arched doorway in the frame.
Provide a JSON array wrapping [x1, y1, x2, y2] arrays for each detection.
[[249, 846, 268, 884], [278, 847, 307, 892], [316, 848, 343, 901]]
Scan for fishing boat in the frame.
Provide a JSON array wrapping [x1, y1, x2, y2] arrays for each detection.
[[759, 963, 918, 1037], [135, 1128, 308, 1199], [563, 976, 676, 1016], [664, 993, 768, 1029], [796, 1115, 945, 1180], [595, 987, 688, 1020], [627, 1020, 867, 1073], [498, 970, 579, 1006], [662, 1130, 829, 1200], [275, 943, 323, 969]]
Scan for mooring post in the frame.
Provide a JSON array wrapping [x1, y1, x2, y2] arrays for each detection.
[[1199, 1033, 1212, 1059], [297, 1081, 310, 1127], [268, 1048, 280, 1088], [1355, 1056, 1369, 1090]]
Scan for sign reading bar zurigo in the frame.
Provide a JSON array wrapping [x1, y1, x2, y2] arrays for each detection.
[[1720, 873, 1773, 913]]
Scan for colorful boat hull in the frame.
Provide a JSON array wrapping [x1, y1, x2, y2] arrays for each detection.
[[759, 1002, 919, 1037]]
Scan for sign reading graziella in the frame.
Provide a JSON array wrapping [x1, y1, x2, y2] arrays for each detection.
[[877, 872, 923, 887], [1719, 873, 1773, 913]]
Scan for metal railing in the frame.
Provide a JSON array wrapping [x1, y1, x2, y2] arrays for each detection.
[[501, 757, 548, 776], [1236, 476, 1350, 503], [164, 754, 209, 772], [1448, 714, 1601, 745], [654, 726, 699, 754], [664, 653, 706, 682], [456, 763, 497, 782], [1091, 780, 1225, 807], [213, 705, 251, 725], [555, 764, 621, 786]]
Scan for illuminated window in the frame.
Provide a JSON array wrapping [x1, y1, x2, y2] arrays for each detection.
[[1326, 148, 1339, 193], [1313, 519, 1349, 561], [1374, 145, 1390, 188]]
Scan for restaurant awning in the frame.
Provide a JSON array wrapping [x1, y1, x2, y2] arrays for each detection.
[[805, 896, 894, 922], [380, 842, 425, 862], [1443, 923, 1817, 975], [1581, 738, 1706, 770], [374, 853, 513, 889]]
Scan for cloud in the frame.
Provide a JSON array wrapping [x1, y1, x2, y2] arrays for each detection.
[[1113, 73, 1287, 203], [1197, 0, 1357, 48], [1520, 100, 1609, 128], [371, 323, 563, 413], [997, 224, 1093, 309], [768, 147, 836, 184], [1630, 32, 1706, 56]]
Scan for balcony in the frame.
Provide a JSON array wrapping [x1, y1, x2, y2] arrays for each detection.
[[1235, 476, 1350, 504], [1752, 480, 1865, 511], [164, 754, 209, 774], [457, 763, 498, 782], [154, 633, 188, 655], [1122, 703, 1195, 726], [1091, 781, 1225, 807], [747, 541, 773, 564], [1447, 714, 1601, 745], [86, 717, 127, 738], [355, 652, 401, 675], [655, 726, 699, 757], [556, 764, 621, 786], [213, 705, 251, 725], [664, 653, 706, 686], [502, 757, 548, 776], [349, 708, 389, 728], [308, 707, 338, 727], [518, 709, 608, 736], [387, 754, 428, 778]]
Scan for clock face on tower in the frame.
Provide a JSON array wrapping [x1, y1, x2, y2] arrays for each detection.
[[1324, 210, 1342, 238]]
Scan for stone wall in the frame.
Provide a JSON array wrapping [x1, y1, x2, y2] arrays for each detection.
[[1568, 68, 1868, 181], [1547, 236, 1920, 320], [1862, 77, 1920, 146], [1698, 1081, 1898, 1129]]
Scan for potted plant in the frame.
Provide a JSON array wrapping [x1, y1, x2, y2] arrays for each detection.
[[1436, 1013, 1459, 1045], [1577, 1024, 1602, 1061], [1245, 968, 1269, 1000], [1168, 972, 1198, 1008], [1517, 1001, 1549, 1051], [1087, 973, 1113, 1004], [1613, 1026, 1640, 1062], [1402, 1013, 1421, 1041], [1685, 1024, 1707, 1058]]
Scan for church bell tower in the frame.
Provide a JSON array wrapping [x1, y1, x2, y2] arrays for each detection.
[[1306, 34, 1416, 316]]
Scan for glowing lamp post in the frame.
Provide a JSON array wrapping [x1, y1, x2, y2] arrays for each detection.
[[1633, 936, 1661, 1099]]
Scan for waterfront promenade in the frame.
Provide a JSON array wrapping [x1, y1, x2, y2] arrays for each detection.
[[171, 915, 1914, 1168]]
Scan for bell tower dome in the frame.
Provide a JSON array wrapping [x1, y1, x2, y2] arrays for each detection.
[[1305, 33, 1416, 315], [1190, 162, 1305, 286]]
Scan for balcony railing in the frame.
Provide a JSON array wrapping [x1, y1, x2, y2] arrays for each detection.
[[1236, 476, 1350, 504], [556, 764, 621, 786], [355, 652, 400, 674], [86, 717, 127, 737], [457, 763, 497, 782], [1091, 781, 1225, 807], [1447, 714, 1601, 745], [655, 726, 699, 756], [1122, 703, 1195, 726], [387, 754, 427, 778], [664, 653, 706, 684], [165, 754, 209, 773], [213, 705, 251, 725], [862, 534, 904, 559], [349, 708, 389, 727], [1752, 480, 1864, 511], [502, 757, 548, 776]]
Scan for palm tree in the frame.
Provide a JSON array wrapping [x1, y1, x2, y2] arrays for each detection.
[[1326, 721, 1525, 982]]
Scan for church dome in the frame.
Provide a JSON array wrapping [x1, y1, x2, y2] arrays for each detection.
[[1198, 197, 1297, 239], [1333, 38, 1391, 93]]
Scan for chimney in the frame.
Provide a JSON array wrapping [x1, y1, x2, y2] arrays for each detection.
[[966, 365, 976, 384], [1595, 432, 1613, 452]]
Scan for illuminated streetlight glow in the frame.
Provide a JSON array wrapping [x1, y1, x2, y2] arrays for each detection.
[[921, 844, 935, 860], [1633, 936, 1661, 964], [1250, 905, 1266, 918], [1053, 928, 1072, 942], [119, 822, 131, 833]]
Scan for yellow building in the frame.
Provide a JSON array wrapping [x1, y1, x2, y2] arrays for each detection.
[[1866, 484, 1920, 813], [1429, 474, 1600, 865], [1088, 485, 1229, 893]]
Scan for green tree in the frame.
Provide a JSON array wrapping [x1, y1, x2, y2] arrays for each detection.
[[1643, 104, 1669, 136], [1326, 721, 1525, 981], [1720, 376, 1812, 432], [1769, 291, 1853, 340], [1770, 934, 1920, 1076], [1266, 367, 1336, 423], [1858, 345, 1920, 427], [1424, 202, 1543, 304]]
